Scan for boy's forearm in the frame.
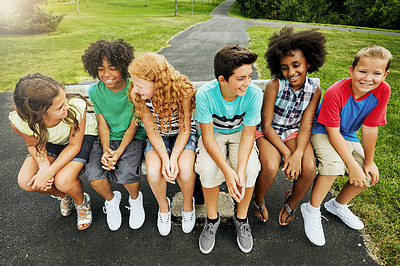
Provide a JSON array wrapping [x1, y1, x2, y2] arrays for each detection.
[[326, 127, 359, 169], [96, 114, 111, 152], [237, 126, 255, 174], [362, 125, 378, 165], [116, 118, 138, 154]]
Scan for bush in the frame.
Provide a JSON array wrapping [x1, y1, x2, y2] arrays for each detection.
[[0, 1, 65, 35], [235, 0, 400, 30]]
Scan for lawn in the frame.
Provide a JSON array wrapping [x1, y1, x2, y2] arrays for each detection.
[[0, 0, 223, 91], [247, 26, 400, 265]]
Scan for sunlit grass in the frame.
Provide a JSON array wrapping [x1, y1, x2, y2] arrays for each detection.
[[0, 0, 223, 91]]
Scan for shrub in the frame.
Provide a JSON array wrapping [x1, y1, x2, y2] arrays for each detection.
[[0, 1, 65, 35]]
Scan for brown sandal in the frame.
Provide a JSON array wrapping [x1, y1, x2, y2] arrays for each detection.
[[278, 190, 296, 226], [253, 200, 269, 222]]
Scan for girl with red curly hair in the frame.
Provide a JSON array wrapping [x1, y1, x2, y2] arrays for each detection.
[[129, 53, 197, 236]]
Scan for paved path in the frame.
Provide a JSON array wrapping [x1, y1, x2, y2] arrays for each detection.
[[0, 0, 383, 264]]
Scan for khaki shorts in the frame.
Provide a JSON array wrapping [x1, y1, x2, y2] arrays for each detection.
[[195, 131, 261, 188], [311, 134, 372, 186]]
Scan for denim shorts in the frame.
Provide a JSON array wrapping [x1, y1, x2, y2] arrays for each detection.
[[28, 135, 97, 164], [144, 132, 198, 156]]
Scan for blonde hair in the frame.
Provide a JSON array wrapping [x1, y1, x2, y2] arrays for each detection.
[[128, 53, 195, 135], [352, 45, 392, 72]]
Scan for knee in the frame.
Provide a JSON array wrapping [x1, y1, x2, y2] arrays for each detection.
[[18, 176, 34, 192], [301, 161, 317, 181], [260, 158, 280, 178], [54, 174, 79, 192]]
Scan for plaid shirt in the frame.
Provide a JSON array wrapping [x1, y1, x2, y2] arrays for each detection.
[[258, 77, 319, 140]]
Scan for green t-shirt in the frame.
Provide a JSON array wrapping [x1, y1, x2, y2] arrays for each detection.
[[88, 79, 146, 141]]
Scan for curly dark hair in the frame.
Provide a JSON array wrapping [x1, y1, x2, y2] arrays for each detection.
[[214, 44, 258, 81], [265, 27, 327, 79], [81, 39, 134, 80]]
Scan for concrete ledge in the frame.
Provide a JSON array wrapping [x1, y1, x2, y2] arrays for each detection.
[[171, 191, 234, 218]]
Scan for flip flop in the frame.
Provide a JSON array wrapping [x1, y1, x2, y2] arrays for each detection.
[[278, 190, 296, 226], [253, 200, 269, 222]]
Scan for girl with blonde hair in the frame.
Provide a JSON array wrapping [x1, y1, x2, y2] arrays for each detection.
[[129, 53, 197, 236]]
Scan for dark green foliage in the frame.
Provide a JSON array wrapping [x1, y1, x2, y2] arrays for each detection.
[[235, 0, 400, 30], [0, 0, 65, 35]]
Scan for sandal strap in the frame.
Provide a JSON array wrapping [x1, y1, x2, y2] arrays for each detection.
[[75, 193, 92, 226]]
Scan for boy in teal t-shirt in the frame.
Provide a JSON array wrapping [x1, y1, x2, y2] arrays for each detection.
[[82, 39, 146, 231], [195, 45, 263, 254]]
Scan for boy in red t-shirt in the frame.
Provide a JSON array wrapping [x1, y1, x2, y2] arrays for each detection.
[[302, 45, 392, 246]]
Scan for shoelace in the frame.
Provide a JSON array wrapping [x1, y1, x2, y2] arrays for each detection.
[[182, 211, 195, 222], [337, 204, 354, 218], [158, 213, 170, 224], [238, 223, 251, 237], [202, 223, 216, 239], [310, 212, 329, 228]]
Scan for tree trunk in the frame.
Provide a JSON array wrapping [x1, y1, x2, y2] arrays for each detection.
[[77, 0, 79, 14], [175, 0, 178, 16]]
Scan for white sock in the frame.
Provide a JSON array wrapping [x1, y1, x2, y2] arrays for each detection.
[[332, 198, 346, 208], [307, 202, 321, 214]]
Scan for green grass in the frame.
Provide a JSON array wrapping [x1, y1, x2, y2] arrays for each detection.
[[0, 0, 223, 91], [247, 26, 400, 265]]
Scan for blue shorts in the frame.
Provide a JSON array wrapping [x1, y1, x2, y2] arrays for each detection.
[[28, 135, 97, 164], [144, 132, 198, 156], [84, 138, 145, 184]]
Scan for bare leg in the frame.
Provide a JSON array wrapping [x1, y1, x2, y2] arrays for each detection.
[[203, 186, 220, 219], [124, 182, 140, 200], [335, 181, 367, 205], [310, 174, 338, 208], [176, 149, 196, 212], [285, 140, 316, 210], [18, 156, 65, 198], [237, 187, 255, 219], [254, 137, 281, 207], [53, 161, 85, 204], [90, 177, 114, 201], [146, 151, 169, 213]]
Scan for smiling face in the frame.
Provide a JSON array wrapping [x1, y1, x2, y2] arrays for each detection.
[[349, 56, 389, 98], [218, 64, 252, 101], [130, 75, 157, 100], [98, 58, 126, 92], [280, 49, 310, 91], [44, 90, 69, 125]]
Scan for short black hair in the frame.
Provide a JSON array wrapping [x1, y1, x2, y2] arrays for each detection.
[[265, 27, 327, 79], [81, 39, 134, 80], [214, 44, 258, 81]]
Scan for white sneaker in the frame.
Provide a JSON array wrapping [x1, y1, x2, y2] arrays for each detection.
[[103, 191, 122, 231], [126, 191, 145, 230], [182, 197, 196, 233], [324, 198, 364, 230], [157, 197, 171, 236], [301, 202, 325, 246]]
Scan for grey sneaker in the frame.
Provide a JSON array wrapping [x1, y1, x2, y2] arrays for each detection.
[[301, 202, 326, 246], [199, 216, 220, 254], [233, 215, 253, 253], [324, 198, 364, 230]]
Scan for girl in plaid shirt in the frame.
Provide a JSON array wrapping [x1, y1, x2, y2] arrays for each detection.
[[253, 27, 327, 226]]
